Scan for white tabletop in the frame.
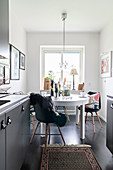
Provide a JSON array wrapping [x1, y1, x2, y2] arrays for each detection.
[[52, 94, 89, 106], [53, 95, 87, 101]]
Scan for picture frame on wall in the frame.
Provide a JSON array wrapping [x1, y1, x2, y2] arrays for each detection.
[[10, 45, 20, 80], [19, 52, 25, 70], [4, 66, 10, 84], [100, 51, 112, 78], [0, 64, 5, 85]]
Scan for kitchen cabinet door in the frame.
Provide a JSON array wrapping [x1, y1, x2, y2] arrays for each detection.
[[0, 114, 6, 170], [6, 104, 22, 170], [6, 99, 30, 170], [20, 99, 30, 159]]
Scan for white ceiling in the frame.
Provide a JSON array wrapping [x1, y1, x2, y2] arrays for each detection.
[[10, 0, 113, 32]]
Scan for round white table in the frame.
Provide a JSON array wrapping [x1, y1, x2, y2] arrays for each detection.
[[52, 95, 89, 139]]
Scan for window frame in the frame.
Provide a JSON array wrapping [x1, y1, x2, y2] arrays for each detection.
[[40, 45, 85, 90]]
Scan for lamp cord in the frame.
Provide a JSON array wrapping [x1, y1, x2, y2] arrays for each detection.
[[63, 18, 65, 53]]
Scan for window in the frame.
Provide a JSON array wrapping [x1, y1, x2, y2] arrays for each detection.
[[40, 46, 85, 90], [45, 52, 61, 82]]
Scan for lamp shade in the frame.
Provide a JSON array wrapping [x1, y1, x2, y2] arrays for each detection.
[[70, 68, 78, 75]]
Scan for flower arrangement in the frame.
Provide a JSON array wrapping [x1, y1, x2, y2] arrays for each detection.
[[45, 70, 55, 80]]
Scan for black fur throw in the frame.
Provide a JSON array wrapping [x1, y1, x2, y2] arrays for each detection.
[[30, 93, 53, 111]]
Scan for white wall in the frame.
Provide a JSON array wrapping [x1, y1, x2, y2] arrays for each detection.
[[2, 1, 27, 94], [99, 21, 113, 122], [26, 32, 100, 93]]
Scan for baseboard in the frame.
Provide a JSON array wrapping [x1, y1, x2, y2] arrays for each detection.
[[98, 114, 106, 122], [69, 113, 106, 123]]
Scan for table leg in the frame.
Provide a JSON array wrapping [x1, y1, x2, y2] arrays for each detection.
[[76, 106, 79, 124], [80, 105, 85, 139], [64, 106, 70, 121], [41, 122, 45, 137]]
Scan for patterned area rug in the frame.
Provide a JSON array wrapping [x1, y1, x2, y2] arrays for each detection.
[[40, 144, 102, 170]]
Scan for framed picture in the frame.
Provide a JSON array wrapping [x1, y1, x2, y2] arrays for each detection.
[[19, 52, 25, 70], [100, 51, 112, 78], [4, 66, 10, 84], [0, 65, 5, 85], [10, 45, 20, 80]]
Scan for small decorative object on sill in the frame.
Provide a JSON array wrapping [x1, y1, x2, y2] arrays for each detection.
[[55, 83, 58, 98], [44, 78, 51, 90], [64, 85, 70, 96], [70, 68, 78, 90], [64, 89, 70, 96], [78, 82, 84, 90], [64, 77, 66, 85], [59, 84, 61, 96], [51, 80, 54, 96]]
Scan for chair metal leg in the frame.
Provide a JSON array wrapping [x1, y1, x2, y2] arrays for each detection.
[[30, 121, 40, 144], [48, 124, 50, 144], [45, 124, 48, 153], [85, 112, 88, 123], [77, 112, 88, 128], [31, 113, 35, 131], [57, 126, 66, 145], [91, 113, 95, 133], [48, 124, 50, 136], [64, 106, 70, 121], [96, 112, 102, 127], [77, 119, 80, 128]]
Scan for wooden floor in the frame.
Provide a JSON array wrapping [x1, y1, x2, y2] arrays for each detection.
[[21, 115, 113, 170]]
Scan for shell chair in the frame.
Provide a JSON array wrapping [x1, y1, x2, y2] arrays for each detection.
[[30, 93, 67, 152], [77, 91, 102, 133]]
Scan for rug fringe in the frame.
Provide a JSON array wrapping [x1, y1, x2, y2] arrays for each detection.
[[41, 143, 91, 148]]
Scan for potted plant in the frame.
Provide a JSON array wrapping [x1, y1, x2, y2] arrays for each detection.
[[44, 71, 54, 90]]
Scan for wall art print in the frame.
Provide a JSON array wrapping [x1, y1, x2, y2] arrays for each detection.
[[10, 45, 20, 80], [0, 64, 5, 85], [19, 52, 25, 70], [4, 66, 10, 84], [100, 51, 112, 78]]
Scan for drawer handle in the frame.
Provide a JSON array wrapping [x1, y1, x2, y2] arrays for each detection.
[[1, 120, 7, 130], [22, 106, 25, 112], [7, 117, 12, 125], [110, 103, 113, 109]]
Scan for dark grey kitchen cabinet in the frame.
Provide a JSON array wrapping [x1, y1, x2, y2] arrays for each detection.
[[0, 114, 6, 170], [0, 0, 9, 58], [6, 99, 30, 170], [106, 95, 113, 155], [6, 103, 22, 170], [21, 99, 30, 160]]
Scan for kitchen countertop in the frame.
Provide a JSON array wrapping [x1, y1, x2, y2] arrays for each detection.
[[107, 95, 113, 99], [0, 94, 30, 116]]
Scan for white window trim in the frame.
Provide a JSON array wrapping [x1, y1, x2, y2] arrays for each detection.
[[40, 45, 85, 90]]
